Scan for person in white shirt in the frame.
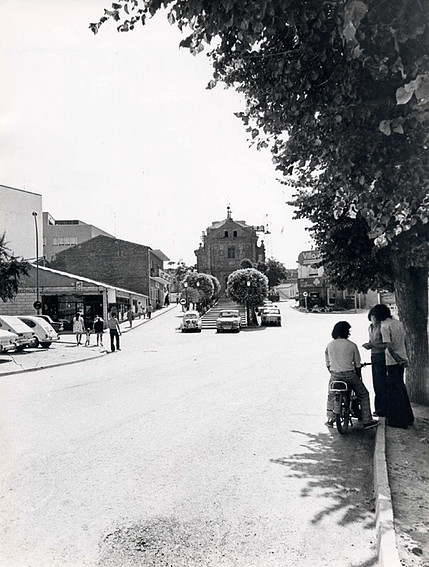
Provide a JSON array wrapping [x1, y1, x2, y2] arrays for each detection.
[[325, 321, 378, 429], [371, 304, 414, 429]]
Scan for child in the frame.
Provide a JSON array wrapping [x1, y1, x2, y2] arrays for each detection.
[[85, 327, 92, 347]]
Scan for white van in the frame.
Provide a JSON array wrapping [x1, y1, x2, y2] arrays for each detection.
[[0, 316, 36, 350], [18, 316, 59, 348]]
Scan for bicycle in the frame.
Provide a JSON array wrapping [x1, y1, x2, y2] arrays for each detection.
[[329, 363, 371, 434]]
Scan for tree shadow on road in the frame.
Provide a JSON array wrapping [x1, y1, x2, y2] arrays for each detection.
[[271, 427, 378, 566]]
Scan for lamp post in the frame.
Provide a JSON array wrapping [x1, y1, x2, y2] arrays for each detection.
[[196, 281, 200, 312], [32, 212, 40, 314], [246, 279, 251, 326], [184, 281, 188, 311]]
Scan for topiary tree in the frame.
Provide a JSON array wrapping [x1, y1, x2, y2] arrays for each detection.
[[227, 268, 268, 326], [206, 274, 220, 303], [0, 233, 29, 302], [94, 1, 429, 403], [184, 272, 215, 311]]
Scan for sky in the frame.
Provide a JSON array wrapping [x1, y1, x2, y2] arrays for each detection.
[[1, 0, 312, 267]]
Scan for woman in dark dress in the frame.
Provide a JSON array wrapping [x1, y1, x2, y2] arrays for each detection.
[[362, 307, 387, 417], [371, 304, 414, 429]]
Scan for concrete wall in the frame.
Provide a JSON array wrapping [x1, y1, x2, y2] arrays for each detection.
[[0, 184, 43, 260]]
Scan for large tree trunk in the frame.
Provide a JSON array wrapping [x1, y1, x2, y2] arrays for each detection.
[[392, 258, 429, 405]]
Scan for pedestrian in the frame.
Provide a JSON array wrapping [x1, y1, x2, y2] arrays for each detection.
[[127, 307, 133, 328], [84, 327, 91, 347], [72, 312, 85, 345], [325, 321, 378, 430], [164, 294, 170, 307], [107, 311, 121, 352], [147, 303, 153, 319], [155, 299, 161, 310], [93, 314, 104, 347], [372, 304, 414, 429], [362, 306, 387, 417]]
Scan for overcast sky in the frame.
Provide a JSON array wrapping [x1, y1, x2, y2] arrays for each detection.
[[1, 0, 312, 267]]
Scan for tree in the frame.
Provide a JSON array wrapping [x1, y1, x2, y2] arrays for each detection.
[[240, 258, 253, 269], [227, 268, 268, 325], [207, 274, 220, 302], [94, 1, 429, 403], [184, 272, 215, 311], [0, 233, 29, 302], [258, 258, 287, 289]]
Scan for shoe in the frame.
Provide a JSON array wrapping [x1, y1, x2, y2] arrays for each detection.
[[363, 420, 379, 430], [325, 420, 335, 427]]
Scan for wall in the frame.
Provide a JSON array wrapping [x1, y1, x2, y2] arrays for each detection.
[[0, 184, 43, 260], [50, 235, 151, 296]]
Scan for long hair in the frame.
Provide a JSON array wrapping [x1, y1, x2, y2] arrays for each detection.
[[370, 304, 391, 322], [331, 321, 351, 339]]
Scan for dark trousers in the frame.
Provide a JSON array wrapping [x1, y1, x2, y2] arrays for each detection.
[[371, 352, 387, 416], [110, 329, 120, 352], [385, 365, 414, 428]]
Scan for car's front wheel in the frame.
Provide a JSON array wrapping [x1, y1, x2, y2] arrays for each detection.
[[40, 342, 51, 348]]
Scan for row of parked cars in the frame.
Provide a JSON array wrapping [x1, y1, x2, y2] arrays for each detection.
[[180, 300, 282, 334], [0, 315, 61, 353]]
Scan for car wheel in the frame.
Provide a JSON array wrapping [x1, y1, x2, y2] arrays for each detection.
[[16, 346, 25, 351], [40, 342, 51, 348]]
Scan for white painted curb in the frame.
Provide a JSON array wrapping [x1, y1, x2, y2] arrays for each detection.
[[374, 417, 401, 567]]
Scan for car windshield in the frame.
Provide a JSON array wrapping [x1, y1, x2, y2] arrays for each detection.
[[220, 311, 239, 317], [185, 314, 198, 319], [264, 308, 280, 314]]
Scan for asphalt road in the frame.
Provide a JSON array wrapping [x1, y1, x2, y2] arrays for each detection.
[[0, 303, 378, 566]]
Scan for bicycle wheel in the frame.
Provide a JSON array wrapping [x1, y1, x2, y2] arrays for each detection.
[[335, 392, 350, 434]]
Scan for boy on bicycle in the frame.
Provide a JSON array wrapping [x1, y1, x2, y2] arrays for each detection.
[[325, 321, 378, 430]]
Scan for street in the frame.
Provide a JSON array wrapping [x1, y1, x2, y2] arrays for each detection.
[[0, 303, 378, 566]]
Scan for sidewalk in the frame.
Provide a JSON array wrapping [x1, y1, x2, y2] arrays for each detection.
[[0, 304, 178, 377], [375, 404, 429, 567]]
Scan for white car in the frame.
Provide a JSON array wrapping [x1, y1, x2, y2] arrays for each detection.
[[18, 316, 58, 348], [0, 329, 18, 353], [216, 309, 242, 333], [0, 316, 36, 350], [260, 307, 282, 326]]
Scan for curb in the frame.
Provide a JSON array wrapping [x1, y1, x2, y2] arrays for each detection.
[[374, 417, 401, 567], [0, 351, 108, 377]]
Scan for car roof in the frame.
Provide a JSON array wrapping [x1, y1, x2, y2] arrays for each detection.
[[184, 311, 200, 316]]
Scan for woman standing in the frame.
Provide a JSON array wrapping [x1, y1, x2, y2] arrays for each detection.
[[362, 307, 387, 417], [371, 304, 414, 429], [72, 312, 85, 345]]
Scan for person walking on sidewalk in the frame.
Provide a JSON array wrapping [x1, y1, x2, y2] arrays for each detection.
[[93, 314, 104, 347], [72, 312, 85, 346], [108, 311, 121, 352], [127, 308, 133, 328], [373, 304, 414, 429], [147, 303, 153, 319], [362, 306, 387, 417], [325, 321, 378, 430]]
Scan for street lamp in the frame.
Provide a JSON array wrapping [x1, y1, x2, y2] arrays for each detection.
[[246, 279, 251, 326], [32, 212, 40, 314], [183, 281, 188, 310]]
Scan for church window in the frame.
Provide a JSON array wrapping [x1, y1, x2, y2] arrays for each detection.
[[233, 231, 237, 237], [228, 246, 235, 258], [224, 231, 229, 238]]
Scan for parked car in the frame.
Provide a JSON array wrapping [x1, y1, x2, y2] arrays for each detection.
[[260, 307, 282, 326], [180, 310, 202, 333], [0, 329, 19, 353], [0, 316, 36, 350], [18, 316, 59, 348], [216, 309, 241, 333], [257, 300, 273, 314], [36, 314, 64, 334]]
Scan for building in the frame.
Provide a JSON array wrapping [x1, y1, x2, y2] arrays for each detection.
[[49, 235, 170, 310], [43, 212, 112, 262], [0, 264, 149, 326], [0, 184, 43, 260], [297, 249, 378, 309], [195, 207, 265, 292]]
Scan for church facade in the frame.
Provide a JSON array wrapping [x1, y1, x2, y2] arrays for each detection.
[[194, 208, 265, 293]]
